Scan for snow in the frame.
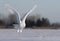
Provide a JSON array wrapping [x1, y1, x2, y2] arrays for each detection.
[[0, 29, 60, 41]]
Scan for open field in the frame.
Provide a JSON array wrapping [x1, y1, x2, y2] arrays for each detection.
[[0, 25, 60, 29], [0, 29, 60, 41]]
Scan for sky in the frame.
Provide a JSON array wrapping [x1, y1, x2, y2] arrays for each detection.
[[0, 0, 60, 23]]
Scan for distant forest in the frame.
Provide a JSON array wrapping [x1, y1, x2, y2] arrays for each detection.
[[0, 13, 60, 29]]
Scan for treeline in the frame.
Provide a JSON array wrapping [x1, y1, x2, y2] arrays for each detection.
[[0, 14, 50, 28], [26, 16, 50, 28], [0, 17, 50, 28], [0, 13, 60, 29]]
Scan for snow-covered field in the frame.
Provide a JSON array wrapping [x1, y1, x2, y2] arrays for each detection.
[[0, 29, 60, 41]]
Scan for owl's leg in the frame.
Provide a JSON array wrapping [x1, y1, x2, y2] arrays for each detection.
[[19, 27, 24, 32], [17, 24, 20, 32], [17, 29, 20, 32]]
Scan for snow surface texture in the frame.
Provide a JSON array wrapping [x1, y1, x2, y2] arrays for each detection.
[[0, 29, 60, 41]]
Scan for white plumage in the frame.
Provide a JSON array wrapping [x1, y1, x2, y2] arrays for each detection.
[[5, 4, 37, 32]]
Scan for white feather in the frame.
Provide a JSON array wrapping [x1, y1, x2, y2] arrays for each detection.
[[5, 4, 37, 32]]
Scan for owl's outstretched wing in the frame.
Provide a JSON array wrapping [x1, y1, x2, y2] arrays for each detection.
[[22, 5, 37, 21], [5, 4, 21, 23]]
